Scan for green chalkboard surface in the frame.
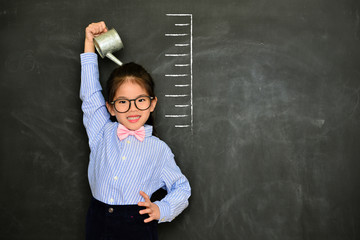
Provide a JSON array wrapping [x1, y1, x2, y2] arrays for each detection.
[[1, 0, 360, 239]]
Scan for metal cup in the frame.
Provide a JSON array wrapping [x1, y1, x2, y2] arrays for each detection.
[[94, 28, 124, 66]]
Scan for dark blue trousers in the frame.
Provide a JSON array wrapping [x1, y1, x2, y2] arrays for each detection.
[[86, 197, 158, 240]]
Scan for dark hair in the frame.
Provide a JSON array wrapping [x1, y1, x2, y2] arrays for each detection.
[[106, 62, 157, 133]]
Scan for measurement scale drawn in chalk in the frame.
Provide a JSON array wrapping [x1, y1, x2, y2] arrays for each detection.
[[164, 13, 193, 133]]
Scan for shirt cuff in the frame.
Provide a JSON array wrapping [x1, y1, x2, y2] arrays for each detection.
[[80, 52, 98, 65], [154, 200, 172, 223]]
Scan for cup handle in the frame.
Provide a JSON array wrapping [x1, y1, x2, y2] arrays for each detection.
[[106, 53, 123, 66]]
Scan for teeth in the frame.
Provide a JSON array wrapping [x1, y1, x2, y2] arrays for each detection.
[[128, 116, 140, 120]]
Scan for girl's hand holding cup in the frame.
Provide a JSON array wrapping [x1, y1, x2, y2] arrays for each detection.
[[84, 21, 108, 53]]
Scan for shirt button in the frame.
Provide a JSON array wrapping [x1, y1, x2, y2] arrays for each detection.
[[127, 140, 131, 144], [114, 176, 118, 180], [122, 156, 126, 160], [108, 208, 114, 213]]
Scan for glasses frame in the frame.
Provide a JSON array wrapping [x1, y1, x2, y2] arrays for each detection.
[[109, 96, 154, 113]]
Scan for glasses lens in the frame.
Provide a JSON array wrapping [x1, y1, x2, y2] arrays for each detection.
[[135, 96, 151, 110], [114, 99, 130, 113]]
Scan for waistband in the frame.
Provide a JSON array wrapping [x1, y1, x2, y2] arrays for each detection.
[[90, 197, 148, 219], [91, 197, 146, 213]]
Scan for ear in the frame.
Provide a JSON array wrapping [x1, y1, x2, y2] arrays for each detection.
[[149, 97, 157, 112], [106, 101, 116, 116]]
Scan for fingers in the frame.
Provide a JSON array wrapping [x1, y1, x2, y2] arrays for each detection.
[[140, 208, 156, 223], [138, 201, 150, 207], [144, 216, 154, 223], [90, 21, 107, 36], [84, 21, 107, 52], [138, 191, 151, 214], [138, 191, 153, 219], [88, 21, 107, 33], [139, 191, 150, 202], [138, 202, 155, 223], [85, 21, 108, 41], [137, 191, 160, 223], [138, 191, 151, 213], [139, 208, 152, 215]]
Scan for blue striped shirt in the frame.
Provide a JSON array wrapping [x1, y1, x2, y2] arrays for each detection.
[[80, 53, 191, 223]]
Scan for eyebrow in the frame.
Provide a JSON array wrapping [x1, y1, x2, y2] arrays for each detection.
[[113, 94, 149, 100]]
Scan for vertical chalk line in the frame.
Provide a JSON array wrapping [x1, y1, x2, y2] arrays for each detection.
[[190, 14, 193, 134], [166, 13, 193, 133]]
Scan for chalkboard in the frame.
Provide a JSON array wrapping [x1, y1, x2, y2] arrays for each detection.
[[1, 0, 360, 239]]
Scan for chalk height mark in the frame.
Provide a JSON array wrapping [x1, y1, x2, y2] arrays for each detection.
[[165, 13, 193, 133]]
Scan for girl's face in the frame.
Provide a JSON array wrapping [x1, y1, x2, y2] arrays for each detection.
[[106, 77, 157, 131]]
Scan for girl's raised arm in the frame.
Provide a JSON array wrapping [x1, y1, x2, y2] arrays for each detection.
[[80, 22, 110, 150]]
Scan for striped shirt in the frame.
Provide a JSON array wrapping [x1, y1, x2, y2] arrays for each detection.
[[80, 53, 191, 223]]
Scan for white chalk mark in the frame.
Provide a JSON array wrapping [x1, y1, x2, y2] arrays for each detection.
[[175, 64, 189, 67], [165, 53, 189, 57], [175, 23, 190, 26], [165, 33, 188, 37], [175, 105, 189, 108], [165, 74, 188, 77], [175, 125, 190, 128], [175, 84, 190, 87], [165, 115, 188, 118], [313, 119, 325, 128], [175, 44, 190, 47], [165, 94, 188, 97], [167, 14, 192, 16]]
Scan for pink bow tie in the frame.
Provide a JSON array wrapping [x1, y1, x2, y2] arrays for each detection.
[[117, 124, 146, 142]]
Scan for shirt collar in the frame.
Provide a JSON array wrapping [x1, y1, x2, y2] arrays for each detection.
[[144, 124, 153, 138]]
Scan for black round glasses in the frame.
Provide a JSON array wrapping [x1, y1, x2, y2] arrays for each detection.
[[109, 96, 154, 113]]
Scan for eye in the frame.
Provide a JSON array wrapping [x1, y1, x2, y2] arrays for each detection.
[[117, 99, 128, 104], [137, 97, 148, 103]]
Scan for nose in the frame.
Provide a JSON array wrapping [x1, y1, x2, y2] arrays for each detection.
[[128, 100, 138, 111]]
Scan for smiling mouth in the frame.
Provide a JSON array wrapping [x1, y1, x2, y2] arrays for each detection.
[[127, 115, 141, 122]]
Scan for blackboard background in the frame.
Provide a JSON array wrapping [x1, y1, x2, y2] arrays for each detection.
[[1, 0, 360, 239]]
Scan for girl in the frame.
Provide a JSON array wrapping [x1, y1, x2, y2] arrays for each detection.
[[80, 21, 191, 240]]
